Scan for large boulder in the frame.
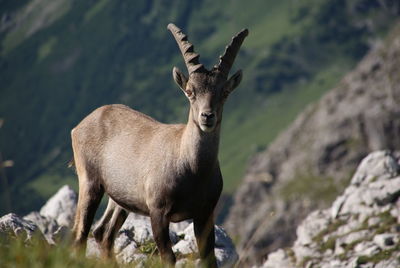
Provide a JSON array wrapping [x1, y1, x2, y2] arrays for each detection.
[[23, 211, 60, 244], [20, 185, 77, 244], [260, 151, 400, 268], [39, 185, 77, 228]]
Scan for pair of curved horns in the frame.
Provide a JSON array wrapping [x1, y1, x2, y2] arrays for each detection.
[[167, 23, 248, 77]]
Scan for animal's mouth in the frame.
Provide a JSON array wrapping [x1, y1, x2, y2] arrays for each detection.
[[200, 122, 215, 132], [202, 122, 214, 127]]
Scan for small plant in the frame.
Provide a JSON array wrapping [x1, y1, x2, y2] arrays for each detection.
[[373, 210, 397, 234], [357, 243, 400, 264], [312, 219, 346, 244], [319, 236, 336, 252], [138, 240, 158, 256]]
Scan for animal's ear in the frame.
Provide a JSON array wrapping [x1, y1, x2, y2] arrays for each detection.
[[223, 70, 243, 97], [173, 67, 194, 99], [173, 67, 188, 91]]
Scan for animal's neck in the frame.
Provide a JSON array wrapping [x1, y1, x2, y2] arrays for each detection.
[[181, 110, 220, 173]]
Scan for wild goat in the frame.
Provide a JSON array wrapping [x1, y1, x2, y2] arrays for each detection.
[[71, 23, 248, 266]]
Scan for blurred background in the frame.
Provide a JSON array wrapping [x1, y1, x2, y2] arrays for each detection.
[[0, 0, 399, 263]]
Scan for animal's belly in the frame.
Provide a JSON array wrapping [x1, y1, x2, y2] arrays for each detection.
[[169, 212, 193, 223], [102, 177, 149, 215], [167, 193, 204, 222]]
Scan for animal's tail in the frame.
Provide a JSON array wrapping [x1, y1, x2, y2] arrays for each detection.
[[68, 157, 76, 173]]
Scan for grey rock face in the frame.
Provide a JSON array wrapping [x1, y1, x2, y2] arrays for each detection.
[[39, 185, 77, 228], [0, 213, 41, 242], [172, 223, 239, 267], [259, 151, 400, 268], [226, 25, 400, 265], [23, 211, 59, 244], [261, 249, 295, 268], [373, 233, 398, 249], [86, 212, 239, 266], [0, 186, 77, 245]]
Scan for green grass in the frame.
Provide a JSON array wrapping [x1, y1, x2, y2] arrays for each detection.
[[357, 243, 400, 265], [0, 234, 119, 268], [84, 0, 110, 23], [312, 219, 346, 244], [37, 36, 58, 61], [27, 173, 77, 200], [0, 234, 201, 268]]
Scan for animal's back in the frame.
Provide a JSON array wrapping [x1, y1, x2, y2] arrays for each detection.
[[71, 104, 185, 214]]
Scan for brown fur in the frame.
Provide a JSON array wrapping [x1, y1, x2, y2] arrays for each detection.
[[71, 24, 248, 267]]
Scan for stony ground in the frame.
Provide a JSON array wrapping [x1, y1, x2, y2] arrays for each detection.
[[261, 151, 400, 268], [0, 185, 238, 267]]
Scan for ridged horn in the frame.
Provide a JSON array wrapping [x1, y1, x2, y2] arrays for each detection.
[[215, 28, 249, 77], [167, 23, 207, 75]]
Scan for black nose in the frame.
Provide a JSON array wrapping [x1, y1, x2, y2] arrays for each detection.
[[201, 112, 215, 119]]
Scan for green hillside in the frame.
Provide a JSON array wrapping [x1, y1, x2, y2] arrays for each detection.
[[0, 0, 397, 214]]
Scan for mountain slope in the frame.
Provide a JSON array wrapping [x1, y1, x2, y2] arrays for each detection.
[[225, 22, 400, 265], [261, 151, 400, 268], [0, 0, 398, 215]]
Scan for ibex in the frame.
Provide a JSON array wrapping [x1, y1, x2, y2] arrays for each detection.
[[71, 23, 248, 267]]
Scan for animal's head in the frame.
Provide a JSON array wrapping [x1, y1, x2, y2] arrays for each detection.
[[168, 23, 248, 133]]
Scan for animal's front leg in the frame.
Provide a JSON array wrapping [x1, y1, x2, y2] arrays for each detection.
[[194, 212, 218, 268], [150, 210, 176, 265]]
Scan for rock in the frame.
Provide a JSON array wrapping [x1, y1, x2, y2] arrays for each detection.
[[260, 151, 400, 268], [226, 24, 400, 265], [39, 185, 77, 228], [0, 213, 41, 242], [170, 220, 192, 234], [261, 249, 295, 268], [23, 211, 59, 244], [87, 212, 238, 266], [332, 152, 400, 219], [173, 223, 238, 267], [350, 151, 399, 186], [335, 230, 370, 248], [86, 237, 101, 258], [375, 256, 400, 268], [214, 225, 239, 267], [367, 216, 380, 227], [296, 210, 331, 246], [113, 228, 141, 263], [354, 241, 380, 256], [115, 241, 140, 264], [373, 233, 398, 249]]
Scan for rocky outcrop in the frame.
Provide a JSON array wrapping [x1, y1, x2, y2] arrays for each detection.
[[0, 213, 42, 242], [87, 213, 238, 267], [0, 186, 76, 245], [261, 151, 400, 268], [39, 185, 77, 228], [1, 185, 238, 267], [225, 24, 400, 265]]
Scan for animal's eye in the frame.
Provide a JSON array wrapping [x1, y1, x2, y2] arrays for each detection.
[[186, 89, 193, 97]]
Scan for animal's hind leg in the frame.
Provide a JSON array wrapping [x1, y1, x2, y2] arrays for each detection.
[[92, 198, 116, 244], [93, 198, 128, 257], [72, 163, 104, 249]]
